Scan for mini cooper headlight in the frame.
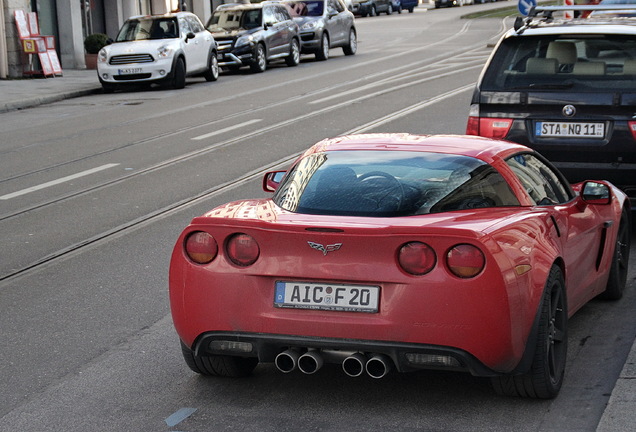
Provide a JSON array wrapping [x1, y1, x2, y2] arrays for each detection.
[[157, 45, 173, 58], [97, 48, 108, 63], [235, 34, 254, 48]]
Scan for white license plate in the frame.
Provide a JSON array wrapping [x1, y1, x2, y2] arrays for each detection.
[[118, 68, 143, 75], [536, 122, 605, 138], [274, 281, 379, 313]]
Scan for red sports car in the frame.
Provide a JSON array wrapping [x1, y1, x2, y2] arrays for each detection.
[[169, 134, 631, 399]]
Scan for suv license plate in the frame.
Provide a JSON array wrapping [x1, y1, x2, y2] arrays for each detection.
[[274, 281, 379, 313], [536, 122, 605, 138]]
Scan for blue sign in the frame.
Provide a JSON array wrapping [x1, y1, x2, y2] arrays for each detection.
[[518, 0, 537, 16]]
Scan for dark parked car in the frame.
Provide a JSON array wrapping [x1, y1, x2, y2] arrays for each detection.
[[349, 0, 393, 16], [206, 2, 300, 73], [397, 0, 419, 13], [466, 5, 636, 209], [282, 0, 357, 60]]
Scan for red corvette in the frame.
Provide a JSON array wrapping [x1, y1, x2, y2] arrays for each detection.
[[169, 134, 631, 398]]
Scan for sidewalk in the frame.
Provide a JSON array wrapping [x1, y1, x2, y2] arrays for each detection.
[[0, 68, 101, 113], [0, 69, 634, 431]]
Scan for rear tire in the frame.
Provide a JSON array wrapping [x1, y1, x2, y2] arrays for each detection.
[[203, 53, 219, 81], [180, 341, 258, 377], [491, 266, 567, 399], [342, 28, 357, 56], [598, 208, 631, 300], [286, 39, 301, 66]]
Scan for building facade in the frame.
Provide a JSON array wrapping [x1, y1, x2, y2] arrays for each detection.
[[0, 0, 229, 78]]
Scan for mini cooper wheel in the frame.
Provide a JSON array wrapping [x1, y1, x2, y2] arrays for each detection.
[[492, 266, 567, 399], [171, 57, 186, 89], [251, 44, 267, 73], [342, 28, 357, 56], [203, 53, 219, 81], [316, 33, 330, 61], [598, 209, 631, 300], [286, 39, 301, 66], [180, 341, 258, 377]]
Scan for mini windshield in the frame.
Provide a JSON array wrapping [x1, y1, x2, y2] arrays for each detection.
[[273, 151, 519, 217], [481, 35, 636, 91], [285, 1, 325, 17], [207, 9, 263, 31], [116, 18, 179, 41]]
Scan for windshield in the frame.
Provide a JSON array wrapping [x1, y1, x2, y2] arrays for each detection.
[[273, 151, 519, 217], [481, 35, 636, 91], [116, 18, 179, 41], [207, 9, 263, 31], [284, 1, 325, 17]]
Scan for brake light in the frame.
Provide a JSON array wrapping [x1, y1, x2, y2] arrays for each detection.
[[226, 233, 260, 266], [398, 242, 436, 275], [629, 121, 636, 140], [184, 231, 218, 264], [477, 118, 513, 139], [446, 244, 485, 278]]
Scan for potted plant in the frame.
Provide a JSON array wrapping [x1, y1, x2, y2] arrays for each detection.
[[84, 33, 109, 69]]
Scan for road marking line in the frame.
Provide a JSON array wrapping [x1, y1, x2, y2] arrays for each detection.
[[192, 119, 262, 141], [0, 163, 120, 200], [165, 407, 197, 427]]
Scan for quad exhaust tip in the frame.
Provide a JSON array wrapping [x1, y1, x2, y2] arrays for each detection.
[[276, 349, 393, 378], [297, 350, 324, 374], [275, 349, 300, 373]]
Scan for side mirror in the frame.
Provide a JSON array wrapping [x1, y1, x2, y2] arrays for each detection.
[[263, 171, 286, 192], [581, 181, 611, 205], [186, 32, 195, 40]]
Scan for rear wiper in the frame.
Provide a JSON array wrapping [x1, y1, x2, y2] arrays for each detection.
[[508, 82, 575, 90]]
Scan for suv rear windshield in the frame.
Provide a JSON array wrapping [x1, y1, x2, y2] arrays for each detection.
[[481, 35, 636, 91], [273, 151, 519, 217]]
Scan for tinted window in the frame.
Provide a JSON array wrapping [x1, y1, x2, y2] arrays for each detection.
[[286, 1, 325, 17], [506, 153, 573, 205], [273, 151, 520, 217], [207, 9, 262, 31], [481, 35, 636, 91]]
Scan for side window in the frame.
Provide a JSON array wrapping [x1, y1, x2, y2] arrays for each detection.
[[186, 16, 204, 33], [506, 153, 572, 205], [263, 7, 277, 24], [330, 0, 345, 13], [179, 17, 192, 35], [276, 6, 292, 22]]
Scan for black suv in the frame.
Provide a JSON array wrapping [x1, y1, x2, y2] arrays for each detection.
[[467, 5, 636, 208], [206, 2, 301, 73]]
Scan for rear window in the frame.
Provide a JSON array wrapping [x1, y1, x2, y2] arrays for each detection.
[[481, 34, 636, 91], [273, 151, 519, 217]]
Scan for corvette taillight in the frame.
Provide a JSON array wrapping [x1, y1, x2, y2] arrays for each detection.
[[628, 121, 636, 140], [446, 244, 485, 278], [184, 231, 218, 264], [226, 233, 260, 267], [398, 242, 436, 275]]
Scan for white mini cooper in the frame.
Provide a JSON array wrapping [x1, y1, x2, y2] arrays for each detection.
[[97, 12, 218, 92]]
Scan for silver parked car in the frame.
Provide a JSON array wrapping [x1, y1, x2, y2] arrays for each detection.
[[282, 0, 357, 60]]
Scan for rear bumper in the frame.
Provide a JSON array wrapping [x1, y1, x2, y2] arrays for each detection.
[[191, 331, 501, 377]]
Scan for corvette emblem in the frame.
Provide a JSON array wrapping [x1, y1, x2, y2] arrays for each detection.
[[308, 241, 342, 256]]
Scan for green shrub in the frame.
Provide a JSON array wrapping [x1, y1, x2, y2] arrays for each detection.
[[84, 33, 109, 54]]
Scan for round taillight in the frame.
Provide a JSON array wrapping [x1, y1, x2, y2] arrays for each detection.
[[185, 231, 218, 264], [398, 242, 436, 275], [226, 233, 260, 267], [447, 244, 485, 278]]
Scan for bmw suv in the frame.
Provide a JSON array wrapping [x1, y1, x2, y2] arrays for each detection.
[[206, 2, 301, 73], [467, 5, 636, 208]]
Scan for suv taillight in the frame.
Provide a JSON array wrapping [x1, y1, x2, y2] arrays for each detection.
[[629, 121, 636, 140], [466, 105, 512, 139]]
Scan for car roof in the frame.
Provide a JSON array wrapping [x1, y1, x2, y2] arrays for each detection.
[[127, 12, 195, 20], [511, 5, 636, 36], [301, 134, 531, 164], [216, 2, 280, 11]]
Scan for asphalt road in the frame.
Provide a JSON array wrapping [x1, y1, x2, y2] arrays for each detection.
[[1, 4, 635, 431]]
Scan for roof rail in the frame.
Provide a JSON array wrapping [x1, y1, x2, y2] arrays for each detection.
[[529, 4, 636, 18]]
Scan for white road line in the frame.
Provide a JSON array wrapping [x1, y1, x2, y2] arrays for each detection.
[[0, 163, 120, 200], [192, 119, 262, 141]]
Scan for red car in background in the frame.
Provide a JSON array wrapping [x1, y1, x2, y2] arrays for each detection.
[[169, 134, 631, 399]]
